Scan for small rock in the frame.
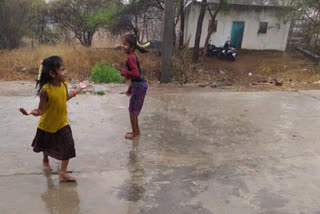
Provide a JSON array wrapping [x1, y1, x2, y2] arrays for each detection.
[[242, 82, 249, 87], [248, 72, 253, 76], [198, 84, 208, 88], [226, 83, 233, 86], [185, 83, 197, 87], [314, 80, 320, 84], [192, 181, 200, 186], [216, 82, 226, 88], [219, 70, 226, 75], [251, 82, 258, 86], [275, 81, 283, 86], [257, 78, 268, 83], [168, 81, 179, 85], [210, 84, 217, 88]]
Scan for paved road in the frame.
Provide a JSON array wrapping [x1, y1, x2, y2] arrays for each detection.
[[1, 81, 320, 214]]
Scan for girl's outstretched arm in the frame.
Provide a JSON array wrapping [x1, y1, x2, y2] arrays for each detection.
[[19, 89, 48, 116], [67, 81, 89, 100]]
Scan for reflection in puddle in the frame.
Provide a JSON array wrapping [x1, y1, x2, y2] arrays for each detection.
[[118, 139, 146, 203], [41, 175, 80, 214], [127, 138, 145, 202]]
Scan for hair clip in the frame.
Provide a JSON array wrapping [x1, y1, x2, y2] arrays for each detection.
[[137, 41, 150, 49], [37, 62, 43, 81]]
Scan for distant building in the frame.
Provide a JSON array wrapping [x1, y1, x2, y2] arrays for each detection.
[[184, 0, 291, 51]]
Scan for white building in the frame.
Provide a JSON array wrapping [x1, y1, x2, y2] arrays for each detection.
[[184, 0, 291, 51]]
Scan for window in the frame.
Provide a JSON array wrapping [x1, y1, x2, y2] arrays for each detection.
[[208, 20, 218, 32], [258, 22, 268, 34]]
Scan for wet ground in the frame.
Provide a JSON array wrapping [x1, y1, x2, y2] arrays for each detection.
[[1, 81, 320, 214]]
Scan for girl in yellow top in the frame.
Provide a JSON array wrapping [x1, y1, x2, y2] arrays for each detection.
[[19, 56, 88, 182]]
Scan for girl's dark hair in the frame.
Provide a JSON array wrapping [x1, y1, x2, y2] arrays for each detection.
[[36, 56, 63, 95], [124, 34, 148, 53]]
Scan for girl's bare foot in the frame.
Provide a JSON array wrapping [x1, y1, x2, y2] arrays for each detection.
[[43, 161, 53, 172], [59, 172, 76, 182], [125, 131, 140, 136], [125, 133, 140, 139]]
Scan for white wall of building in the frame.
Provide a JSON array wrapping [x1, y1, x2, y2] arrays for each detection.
[[184, 4, 291, 51]]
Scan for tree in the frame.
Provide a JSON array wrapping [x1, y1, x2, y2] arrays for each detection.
[[202, 0, 227, 57], [0, 0, 35, 49], [108, 0, 164, 41], [192, 0, 207, 62], [50, 0, 120, 47], [27, 0, 60, 45], [296, 0, 320, 49], [270, 0, 320, 49], [161, 0, 175, 83], [178, 0, 185, 48]]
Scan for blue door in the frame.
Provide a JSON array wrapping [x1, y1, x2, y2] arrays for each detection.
[[230, 22, 245, 49]]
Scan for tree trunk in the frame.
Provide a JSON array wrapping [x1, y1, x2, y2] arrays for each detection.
[[79, 31, 94, 47], [203, 0, 222, 57], [160, 0, 175, 83], [179, 0, 185, 49], [134, 12, 140, 41], [192, 0, 207, 63], [173, 29, 177, 48]]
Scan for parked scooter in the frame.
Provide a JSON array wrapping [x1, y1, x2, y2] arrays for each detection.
[[207, 39, 237, 61], [206, 40, 222, 57], [137, 40, 162, 56], [220, 40, 237, 61]]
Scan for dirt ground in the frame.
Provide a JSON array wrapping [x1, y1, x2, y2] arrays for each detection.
[[197, 49, 320, 90]]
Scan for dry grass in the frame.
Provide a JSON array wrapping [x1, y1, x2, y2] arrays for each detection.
[[0, 44, 160, 82], [202, 50, 320, 86], [172, 47, 197, 84], [255, 53, 320, 83]]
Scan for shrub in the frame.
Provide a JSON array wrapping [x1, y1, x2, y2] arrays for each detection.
[[96, 91, 105, 95], [172, 46, 197, 84], [90, 62, 124, 83]]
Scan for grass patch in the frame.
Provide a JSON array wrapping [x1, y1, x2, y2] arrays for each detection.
[[90, 62, 124, 83], [96, 90, 105, 96]]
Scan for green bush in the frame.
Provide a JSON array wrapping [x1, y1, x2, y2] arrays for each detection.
[[96, 91, 105, 96], [90, 62, 124, 83]]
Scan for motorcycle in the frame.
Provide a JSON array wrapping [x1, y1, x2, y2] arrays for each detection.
[[206, 41, 222, 57], [207, 39, 237, 61]]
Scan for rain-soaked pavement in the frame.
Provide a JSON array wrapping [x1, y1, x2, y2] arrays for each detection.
[[1, 81, 320, 214]]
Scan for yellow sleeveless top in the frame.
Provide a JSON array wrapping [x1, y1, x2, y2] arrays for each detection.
[[38, 82, 69, 133]]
